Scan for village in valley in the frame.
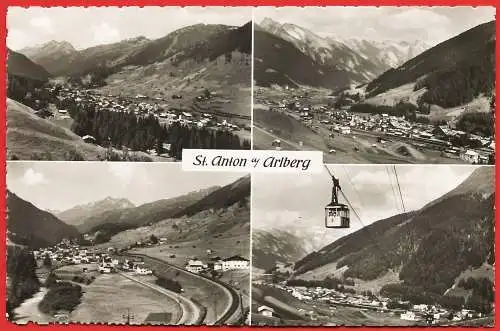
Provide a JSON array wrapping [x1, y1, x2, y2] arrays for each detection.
[[252, 278, 486, 326], [10, 229, 250, 325], [15, 81, 250, 161], [34, 235, 249, 279], [6, 6, 251, 161], [254, 87, 495, 165], [6, 162, 251, 326]]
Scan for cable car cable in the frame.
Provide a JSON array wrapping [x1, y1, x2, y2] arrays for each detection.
[[386, 165, 401, 213], [342, 166, 364, 211], [392, 165, 406, 213]]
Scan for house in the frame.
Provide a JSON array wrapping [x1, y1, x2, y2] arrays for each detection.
[[186, 259, 205, 273], [413, 304, 428, 312], [258, 305, 275, 317], [135, 266, 153, 275], [82, 135, 96, 144], [99, 265, 112, 273], [222, 256, 250, 271], [400, 311, 420, 321], [460, 150, 480, 164], [339, 126, 351, 134]]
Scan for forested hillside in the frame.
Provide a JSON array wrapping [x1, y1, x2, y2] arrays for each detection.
[[367, 21, 495, 108]]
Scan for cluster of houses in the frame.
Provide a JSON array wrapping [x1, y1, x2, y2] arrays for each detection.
[[400, 305, 481, 324], [257, 282, 483, 324], [185, 255, 250, 274], [260, 93, 493, 163], [47, 84, 242, 132], [33, 239, 111, 266], [33, 239, 155, 276]]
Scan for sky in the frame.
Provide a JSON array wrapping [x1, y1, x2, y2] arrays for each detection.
[[6, 162, 246, 212], [7, 6, 252, 50], [255, 6, 496, 45], [252, 165, 481, 250]]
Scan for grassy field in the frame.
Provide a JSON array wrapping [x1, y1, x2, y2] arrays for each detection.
[[70, 273, 181, 324], [6, 98, 104, 160], [7, 98, 168, 161], [100, 53, 251, 121], [53, 264, 100, 284], [219, 270, 250, 308], [253, 108, 330, 151], [134, 255, 230, 325], [132, 233, 250, 270]]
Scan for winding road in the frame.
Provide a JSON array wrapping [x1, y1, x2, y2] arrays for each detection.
[[126, 253, 243, 325]]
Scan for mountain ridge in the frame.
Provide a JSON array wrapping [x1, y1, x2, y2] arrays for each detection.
[[57, 197, 136, 227], [7, 190, 80, 248], [257, 18, 430, 87]]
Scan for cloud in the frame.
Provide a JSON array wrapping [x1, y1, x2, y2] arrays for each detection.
[[91, 22, 121, 45], [22, 168, 47, 186], [6, 28, 29, 50], [30, 16, 54, 34]]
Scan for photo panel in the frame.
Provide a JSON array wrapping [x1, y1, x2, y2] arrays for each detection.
[[6, 162, 250, 325], [251, 164, 494, 326], [253, 6, 495, 165], [6, 6, 252, 162]]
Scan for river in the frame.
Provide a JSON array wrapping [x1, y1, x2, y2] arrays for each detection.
[[13, 287, 53, 324]]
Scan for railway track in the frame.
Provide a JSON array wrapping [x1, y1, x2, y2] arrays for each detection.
[[117, 271, 201, 325], [125, 253, 242, 325]]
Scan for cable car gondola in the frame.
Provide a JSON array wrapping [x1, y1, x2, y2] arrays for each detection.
[[325, 174, 350, 229]]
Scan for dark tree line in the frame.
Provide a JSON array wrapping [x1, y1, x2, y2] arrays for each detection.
[[6, 246, 40, 320], [415, 59, 495, 108], [349, 102, 429, 120], [381, 283, 466, 310], [458, 277, 494, 313], [7, 75, 54, 110], [286, 276, 355, 290], [456, 112, 493, 137], [39, 275, 83, 315], [63, 99, 249, 160]]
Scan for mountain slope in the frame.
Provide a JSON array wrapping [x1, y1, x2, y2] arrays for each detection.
[[7, 48, 51, 81], [173, 175, 250, 217], [258, 18, 430, 87], [294, 166, 494, 299], [254, 28, 350, 89], [78, 186, 221, 234], [57, 197, 135, 227], [85, 175, 250, 245], [259, 19, 383, 83], [335, 38, 429, 70], [19, 23, 251, 79], [253, 229, 308, 271], [19, 38, 150, 76], [7, 190, 80, 248], [6, 98, 105, 160], [366, 21, 495, 109]]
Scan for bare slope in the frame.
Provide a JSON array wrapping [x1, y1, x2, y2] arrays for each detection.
[[6, 98, 105, 160]]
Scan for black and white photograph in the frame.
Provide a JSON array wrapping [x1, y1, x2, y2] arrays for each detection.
[[6, 6, 252, 162], [251, 165, 494, 326], [253, 6, 495, 164], [6, 162, 250, 325]]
